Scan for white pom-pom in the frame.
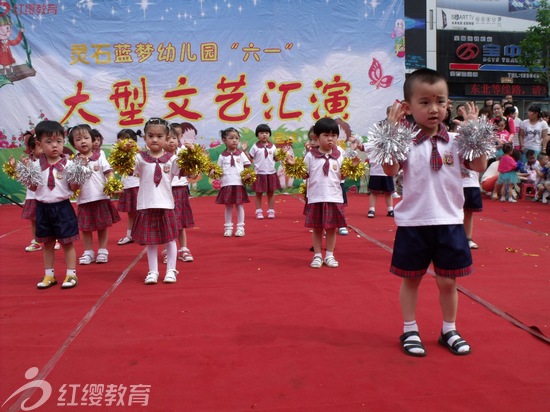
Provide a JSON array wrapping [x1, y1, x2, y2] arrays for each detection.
[[456, 117, 497, 161], [15, 161, 42, 188], [365, 122, 419, 165], [65, 157, 92, 185]]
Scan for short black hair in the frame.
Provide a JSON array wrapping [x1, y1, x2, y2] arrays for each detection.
[[313, 117, 339, 136], [404, 68, 447, 102], [35, 120, 65, 141], [255, 124, 272, 136]]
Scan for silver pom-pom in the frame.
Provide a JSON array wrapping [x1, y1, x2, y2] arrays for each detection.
[[456, 117, 497, 161], [365, 122, 419, 165], [65, 157, 92, 186], [15, 161, 42, 188]]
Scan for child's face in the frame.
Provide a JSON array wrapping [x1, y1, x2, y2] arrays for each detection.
[[92, 137, 101, 151], [144, 125, 168, 154], [0, 23, 11, 40], [540, 156, 549, 167], [308, 134, 319, 148], [72, 129, 93, 155], [164, 132, 179, 153], [317, 131, 338, 152], [257, 131, 270, 143], [223, 131, 240, 151], [497, 121, 506, 131], [403, 79, 448, 135], [527, 154, 536, 165], [181, 128, 197, 145], [37, 133, 65, 161]]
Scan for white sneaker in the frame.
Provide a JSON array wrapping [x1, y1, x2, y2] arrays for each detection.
[[500, 196, 506, 202], [224, 228, 233, 237], [144, 271, 159, 285], [163, 269, 178, 284], [392, 192, 401, 199], [267, 209, 275, 219], [542, 192, 549, 204], [256, 209, 264, 219], [235, 227, 245, 237], [508, 198, 517, 203], [79, 252, 95, 265], [468, 240, 479, 249]]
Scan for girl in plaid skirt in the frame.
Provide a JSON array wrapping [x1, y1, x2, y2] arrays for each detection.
[[302, 118, 347, 269], [214, 127, 251, 237], [132, 118, 183, 285], [116, 129, 141, 246], [69, 125, 121, 265], [243, 124, 281, 219]]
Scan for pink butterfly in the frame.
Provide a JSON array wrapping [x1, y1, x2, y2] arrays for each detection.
[[369, 58, 393, 89]]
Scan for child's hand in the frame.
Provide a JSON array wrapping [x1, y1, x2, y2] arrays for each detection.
[[241, 141, 248, 151], [183, 142, 194, 150], [387, 100, 405, 124], [351, 156, 361, 166], [19, 154, 29, 166], [464, 101, 479, 121]]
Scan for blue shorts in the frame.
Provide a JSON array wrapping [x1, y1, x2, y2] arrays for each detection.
[[35, 199, 79, 244], [390, 225, 473, 279], [463, 187, 483, 212]]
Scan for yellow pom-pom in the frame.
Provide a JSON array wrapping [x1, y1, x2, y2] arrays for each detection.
[[283, 157, 308, 180], [103, 177, 124, 198], [341, 158, 366, 180], [240, 168, 257, 186], [274, 148, 287, 162], [2, 157, 18, 180], [108, 139, 139, 176], [209, 162, 223, 179], [299, 181, 307, 196], [71, 189, 80, 201], [177, 144, 211, 176]]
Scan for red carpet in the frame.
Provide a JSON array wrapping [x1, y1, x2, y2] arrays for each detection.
[[0, 193, 549, 411]]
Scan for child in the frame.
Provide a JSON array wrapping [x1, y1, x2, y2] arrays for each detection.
[[462, 169, 483, 249], [494, 117, 512, 159], [68, 125, 121, 264], [90, 128, 105, 154], [21, 131, 43, 252], [494, 143, 519, 203], [533, 153, 549, 202], [365, 159, 395, 218], [132, 117, 181, 284], [213, 127, 251, 237], [164, 125, 195, 262], [30, 120, 81, 289], [245, 124, 281, 219], [116, 129, 141, 245], [382, 68, 487, 357], [300, 117, 350, 269]]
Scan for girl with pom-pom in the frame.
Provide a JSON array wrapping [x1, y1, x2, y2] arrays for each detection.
[[68, 125, 121, 265], [211, 127, 251, 237], [163, 124, 195, 263], [242, 124, 281, 219], [288, 117, 360, 269], [115, 128, 141, 245], [29, 121, 82, 289], [382, 69, 487, 358], [132, 118, 183, 285]]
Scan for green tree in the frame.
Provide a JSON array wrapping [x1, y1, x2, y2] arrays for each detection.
[[518, 0, 550, 97]]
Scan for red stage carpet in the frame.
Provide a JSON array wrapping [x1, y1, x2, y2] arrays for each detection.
[[0, 193, 549, 411]]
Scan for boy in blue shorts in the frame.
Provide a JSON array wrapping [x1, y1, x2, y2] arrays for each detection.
[[383, 68, 487, 357]]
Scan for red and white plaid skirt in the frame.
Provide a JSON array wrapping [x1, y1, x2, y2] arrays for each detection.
[[21, 199, 37, 220], [78, 199, 121, 231], [173, 186, 195, 230], [117, 187, 139, 213], [251, 173, 281, 194], [132, 208, 178, 245], [215, 185, 250, 205], [304, 202, 346, 229]]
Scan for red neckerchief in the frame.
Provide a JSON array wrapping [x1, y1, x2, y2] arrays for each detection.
[[140, 151, 173, 186], [412, 123, 449, 171], [40, 154, 67, 190], [221, 149, 242, 166], [310, 147, 341, 176]]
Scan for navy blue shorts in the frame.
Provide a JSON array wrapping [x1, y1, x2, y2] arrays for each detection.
[[463, 187, 483, 212], [368, 175, 395, 193], [390, 225, 473, 279], [35, 199, 79, 244]]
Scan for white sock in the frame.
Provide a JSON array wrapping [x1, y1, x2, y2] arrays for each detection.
[[369, 207, 375, 212], [442, 321, 470, 353], [387, 206, 394, 212], [325, 250, 334, 258], [164, 240, 177, 269], [126, 229, 132, 237], [66, 269, 76, 277], [146, 245, 159, 273], [403, 320, 424, 354], [45, 268, 54, 277]]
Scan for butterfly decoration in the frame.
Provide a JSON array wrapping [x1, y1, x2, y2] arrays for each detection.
[[369, 58, 393, 89]]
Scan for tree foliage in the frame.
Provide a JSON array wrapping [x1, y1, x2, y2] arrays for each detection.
[[518, 0, 550, 97]]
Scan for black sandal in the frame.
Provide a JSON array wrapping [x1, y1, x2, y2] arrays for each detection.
[[400, 331, 426, 357], [438, 330, 471, 356]]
